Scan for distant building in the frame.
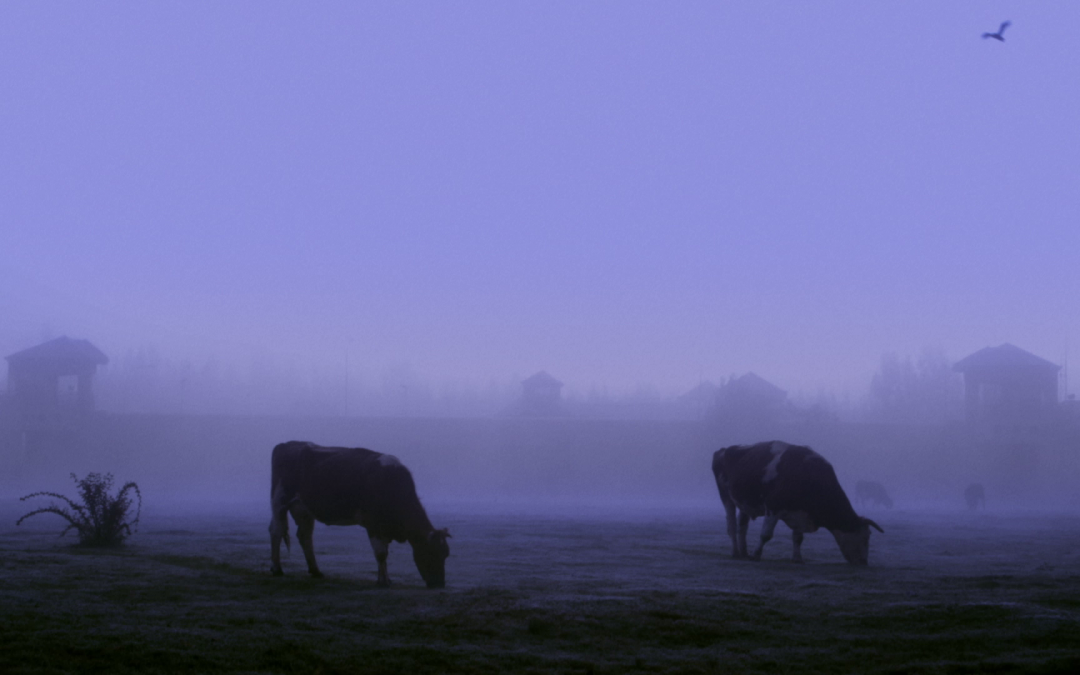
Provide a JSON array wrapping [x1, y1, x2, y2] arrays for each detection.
[[518, 371, 564, 417], [716, 372, 791, 424], [5, 336, 108, 420], [952, 343, 1060, 425]]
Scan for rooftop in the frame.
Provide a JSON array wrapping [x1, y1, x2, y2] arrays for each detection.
[[952, 343, 1059, 373], [522, 370, 563, 387], [6, 336, 109, 366]]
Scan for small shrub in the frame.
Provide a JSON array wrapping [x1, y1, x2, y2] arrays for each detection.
[[17, 472, 142, 547]]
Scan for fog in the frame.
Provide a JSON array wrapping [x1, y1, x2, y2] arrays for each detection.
[[2, 4, 1080, 513]]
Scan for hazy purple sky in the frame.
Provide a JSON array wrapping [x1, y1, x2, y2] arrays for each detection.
[[2, 3, 1078, 396]]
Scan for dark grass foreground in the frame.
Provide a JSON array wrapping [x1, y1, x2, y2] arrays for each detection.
[[3, 558, 1079, 673], [2, 510, 1080, 674]]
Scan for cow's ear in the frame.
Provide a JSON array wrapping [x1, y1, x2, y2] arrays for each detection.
[[863, 517, 884, 534]]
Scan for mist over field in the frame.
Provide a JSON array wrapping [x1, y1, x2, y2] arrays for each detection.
[[3, 5, 1080, 672], [2, 365, 1078, 514], [2, 2, 1080, 513]]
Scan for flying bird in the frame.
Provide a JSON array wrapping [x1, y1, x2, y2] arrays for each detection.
[[982, 20, 1011, 42]]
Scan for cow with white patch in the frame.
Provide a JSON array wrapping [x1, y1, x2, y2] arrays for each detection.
[[712, 441, 883, 565], [269, 441, 450, 588]]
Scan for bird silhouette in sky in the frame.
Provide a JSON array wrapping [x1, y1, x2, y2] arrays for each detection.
[[982, 20, 1011, 42]]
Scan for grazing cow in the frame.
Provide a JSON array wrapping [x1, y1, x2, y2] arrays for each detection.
[[712, 441, 883, 565], [269, 441, 450, 588], [964, 483, 985, 511], [854, 480, 894, 509]]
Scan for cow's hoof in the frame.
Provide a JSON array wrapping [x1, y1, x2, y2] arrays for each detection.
[[271, 568, 284, 577], [309, 570, 324, 579], [376, 578, 392, 588], [792, 557, 805, 564]]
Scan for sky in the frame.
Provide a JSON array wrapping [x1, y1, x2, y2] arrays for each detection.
[[2, 2, 1079, 398]]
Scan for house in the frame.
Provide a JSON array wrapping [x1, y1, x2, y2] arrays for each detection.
[[5, 336, 108, 419], [716, 372, 791, 424], [952, 343, 1060, 425]]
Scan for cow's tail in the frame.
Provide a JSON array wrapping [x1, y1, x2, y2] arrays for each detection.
[[270, 511, 291, 553], [711, 450, 727, 496], [270, 482, 291, 553]]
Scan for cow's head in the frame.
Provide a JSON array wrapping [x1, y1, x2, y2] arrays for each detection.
[[412, 528, 451, 588], [832, 517, 884, 565]]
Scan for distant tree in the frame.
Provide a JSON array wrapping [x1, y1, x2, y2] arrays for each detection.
[[867, 347, 960, 424], [790, 388, 846, 426]]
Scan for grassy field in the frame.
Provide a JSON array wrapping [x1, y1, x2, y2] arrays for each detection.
[[2, 501, 1079, 674]]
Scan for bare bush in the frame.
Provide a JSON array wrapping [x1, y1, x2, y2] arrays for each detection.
[[17, 473, 142, 547]]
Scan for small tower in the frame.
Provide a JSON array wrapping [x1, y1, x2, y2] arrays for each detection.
[[5, 336, 109, 420], [952, 343, 1060, 425]]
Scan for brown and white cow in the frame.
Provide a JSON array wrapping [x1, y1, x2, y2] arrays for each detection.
[[712, 441, 883, 565], [269, 441, 450, 588]]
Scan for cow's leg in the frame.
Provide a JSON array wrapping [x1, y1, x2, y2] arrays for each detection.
[[716, 477, 743, 559], [791, 530, 805, 563], [269, 513, 288, 576], [368, 532, 391, 586], [269, 485, 291, 576], [289, 504, 323, 578], [736, 511, 751, 559], [751, 513, 779, 561], [722, 500, 741, 559]]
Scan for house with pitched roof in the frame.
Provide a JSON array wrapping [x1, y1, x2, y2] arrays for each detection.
[[952, 343, 1060, 425], [5, 336, 109, 417], [716, 372, 792, 425]]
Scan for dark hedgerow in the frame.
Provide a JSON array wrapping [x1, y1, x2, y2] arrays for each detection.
[[17, 472, 142, 547]]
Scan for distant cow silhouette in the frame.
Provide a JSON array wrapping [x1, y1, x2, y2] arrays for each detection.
[[854, 481, 893, 509], [964, 483, 985, 510]]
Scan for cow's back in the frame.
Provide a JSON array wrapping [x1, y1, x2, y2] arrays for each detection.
[[714, 441, 861, 531], [712, 444, 770, 494], [713, 442, 798, 514], [273, 442, 431, 543], [271, 441, 323, 502]]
